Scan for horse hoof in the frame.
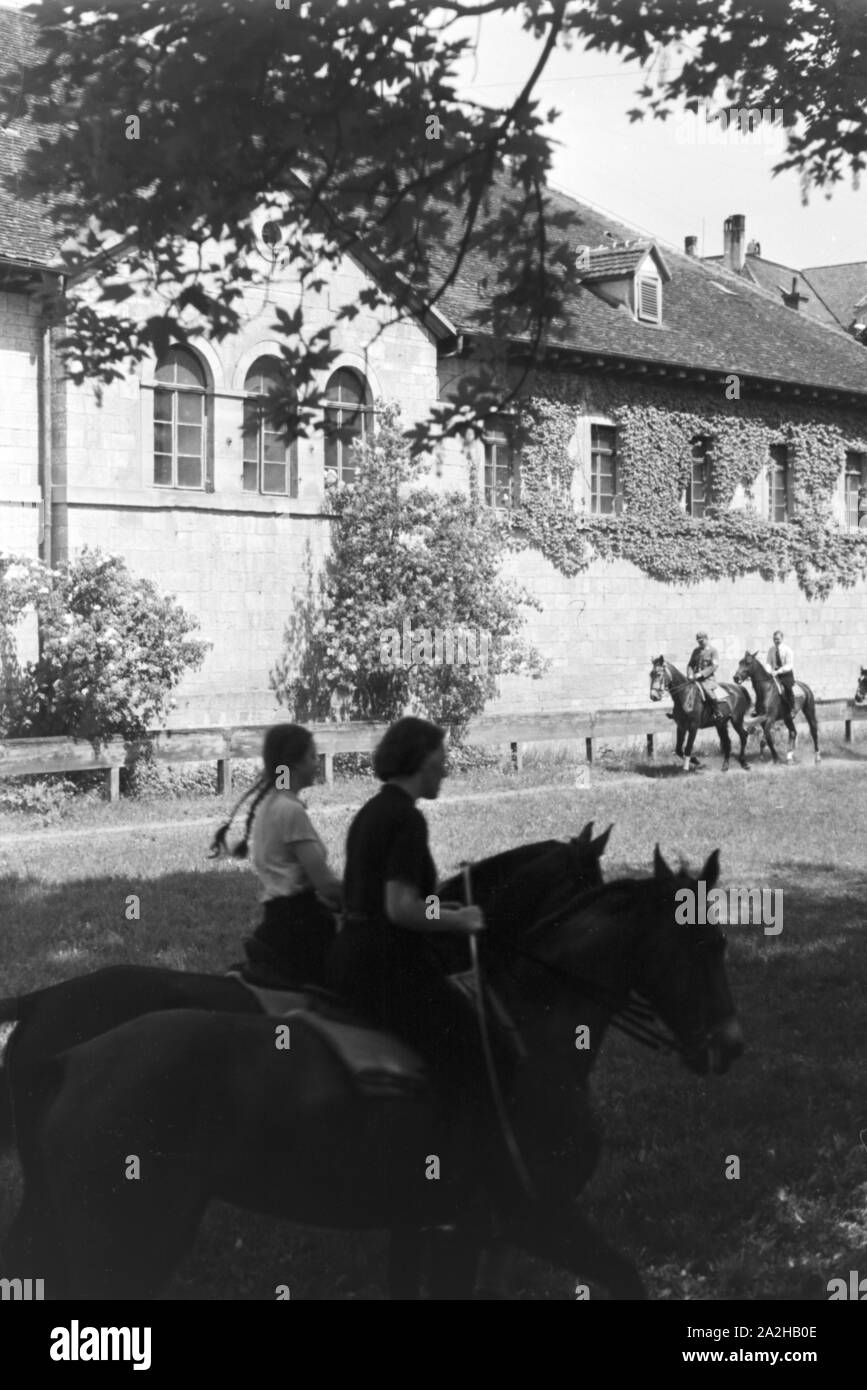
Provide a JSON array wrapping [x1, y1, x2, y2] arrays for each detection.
[[721, 764, 729, 772]]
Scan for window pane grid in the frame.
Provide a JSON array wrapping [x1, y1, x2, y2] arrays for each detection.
[[483, 425, 517, 508], [768, 445, 788, 523], [591, 425, 617, 514], [687, 438, 708, 518], [153, 364, 205, 489], [243, 357, 298, 497], [845, 451, 866, 530]]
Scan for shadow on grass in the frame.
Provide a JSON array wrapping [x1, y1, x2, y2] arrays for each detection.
[[1, 866, 866, 1300]]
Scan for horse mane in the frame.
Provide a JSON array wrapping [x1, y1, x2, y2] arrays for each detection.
[[749, 653, 775, 678]]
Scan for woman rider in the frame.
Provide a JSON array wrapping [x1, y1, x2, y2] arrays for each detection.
[[326, 716, 493, 1115], [210, 723, 342, 987]]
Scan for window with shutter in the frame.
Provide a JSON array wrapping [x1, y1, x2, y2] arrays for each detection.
[[637, 277, 660, 323]]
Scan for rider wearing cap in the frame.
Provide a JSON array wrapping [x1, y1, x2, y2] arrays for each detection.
[[687, 631, 721, 711]]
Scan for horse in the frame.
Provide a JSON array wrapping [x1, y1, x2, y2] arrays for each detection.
[[733, 651, 820, 765], [0, 826, 611, 1153], [7, 847, 743, 1301], [0, 824, 612, 1299], [649, 656, 751, 772], [855, 667, 867, 707]]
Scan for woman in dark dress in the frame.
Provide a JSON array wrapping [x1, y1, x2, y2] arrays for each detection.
[[327, 717, 489, 1109]]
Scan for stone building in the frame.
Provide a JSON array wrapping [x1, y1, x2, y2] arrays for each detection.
[[2, 6, 867, 729]]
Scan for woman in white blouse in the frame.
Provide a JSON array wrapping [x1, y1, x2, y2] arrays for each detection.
[[210, 724, 342, 986]]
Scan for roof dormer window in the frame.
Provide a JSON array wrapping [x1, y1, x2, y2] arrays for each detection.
[[636, 275, 661, 324], [577, 240, 669, 325]]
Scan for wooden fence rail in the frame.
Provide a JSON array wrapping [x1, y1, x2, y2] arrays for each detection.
[[1, 701, 865, 802]]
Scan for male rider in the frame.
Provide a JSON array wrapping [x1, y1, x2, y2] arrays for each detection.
[[767, 630, 796, 715], [686, 631, 721, 713]]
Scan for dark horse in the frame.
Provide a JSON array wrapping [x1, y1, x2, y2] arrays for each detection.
[[649, 657, 750, 772], [855, 667, 867, 707], [733, 651, 820, 765], [0, 824, 611, 1298], [8, 848, 743, 1300]]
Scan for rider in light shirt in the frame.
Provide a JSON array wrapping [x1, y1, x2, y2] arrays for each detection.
[[767, 630, 796, 714]]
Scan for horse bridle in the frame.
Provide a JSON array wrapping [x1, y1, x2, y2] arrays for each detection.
[[654, 661, 694, 703], [483, 928, 693, 1056]]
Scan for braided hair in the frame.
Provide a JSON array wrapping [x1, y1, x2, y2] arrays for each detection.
[[208, 723, 315, 860]]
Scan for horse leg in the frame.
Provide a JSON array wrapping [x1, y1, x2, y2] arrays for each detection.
[[1, 1183, 67, 1295], [717, 719, 731, 772], [760, 714, 781, 763], [427, 1225, 483, 1300], [47, 1172, 209, 1299], [674, 722, 685, 763], [804, 697, 821, 762], [388, 1226, 424, 1300], [733, 718, 750, 770], [684, 724, 700, 772], [506, 1203, 646, 1300]]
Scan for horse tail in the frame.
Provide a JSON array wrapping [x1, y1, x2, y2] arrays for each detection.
[[798, 682, 820, 753]]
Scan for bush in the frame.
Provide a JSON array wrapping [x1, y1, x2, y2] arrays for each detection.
[[0, 547, 210, 745], [0, 774, 84, 820], [270, 403, 546, 736]]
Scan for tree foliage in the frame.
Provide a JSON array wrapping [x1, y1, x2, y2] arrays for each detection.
[[270, 404, 545, 732], [3, 0, 866, 446], [0, 548, 209, 743]]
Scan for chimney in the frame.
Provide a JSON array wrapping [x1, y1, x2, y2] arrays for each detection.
[[746, 238, 761, 256], [780, 275, 807, 311], [684, 235, 698, 257], [723, 214, 746, 273]]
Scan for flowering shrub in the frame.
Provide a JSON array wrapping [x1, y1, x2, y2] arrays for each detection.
[[270, 404, 546, 736], [0, 548, 209, 744]]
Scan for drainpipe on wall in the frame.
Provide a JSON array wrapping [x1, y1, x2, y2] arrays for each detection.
[[36, 273, 69, 571], [38, 313, 52, 566]]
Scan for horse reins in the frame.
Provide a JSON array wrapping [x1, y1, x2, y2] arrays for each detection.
[[462, 864, 538, 1201]]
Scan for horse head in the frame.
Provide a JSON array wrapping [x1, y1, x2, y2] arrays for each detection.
[[733, 650, 759, 685], [855, 667, 867, 706], [649, 655, 669, 702], [641, 845, 743, 1074]]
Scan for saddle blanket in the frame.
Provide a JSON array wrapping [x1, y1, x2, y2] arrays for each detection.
[[225, 969, 522, 1101]]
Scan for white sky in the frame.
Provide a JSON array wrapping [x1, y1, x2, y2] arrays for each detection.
[[452, 8, 866, 270], [5, 0, 864, 270]]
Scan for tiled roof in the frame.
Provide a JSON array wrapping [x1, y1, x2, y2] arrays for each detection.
[[578, 245, 647, 280], [3, 6, 867, 399], [433, 180, 867, 397], [0, 7, 59, 269], [727, 255, 838, 327], [801, 262, 867, 331]]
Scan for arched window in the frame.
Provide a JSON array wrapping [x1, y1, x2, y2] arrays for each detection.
[[243, 357, 298, 496], [153, 347, 208, 489], [324, 368, 372, 484]]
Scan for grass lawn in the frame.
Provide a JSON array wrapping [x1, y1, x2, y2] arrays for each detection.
[[1, 740, 866, 1299]]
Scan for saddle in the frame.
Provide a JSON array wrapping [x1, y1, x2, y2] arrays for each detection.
[[225, 970, 523, 1102]]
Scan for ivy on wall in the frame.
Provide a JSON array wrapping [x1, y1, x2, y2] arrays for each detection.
[[507, 373, 867, 599]]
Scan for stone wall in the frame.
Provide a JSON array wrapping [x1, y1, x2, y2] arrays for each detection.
[[55, 248, 438, 727], [493, 550, 867, 714], [0, 290, 42, 564]]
